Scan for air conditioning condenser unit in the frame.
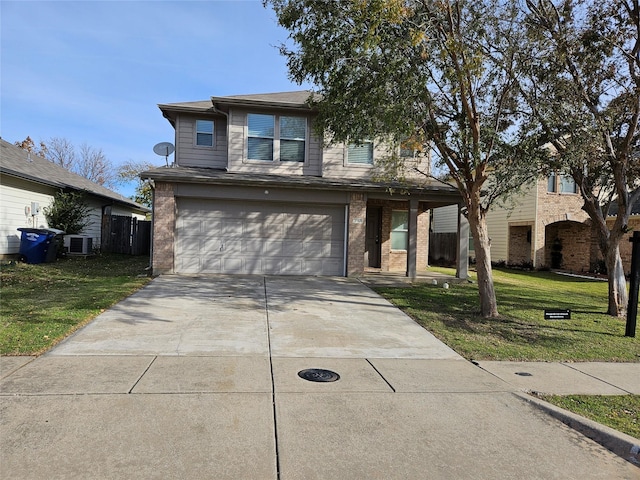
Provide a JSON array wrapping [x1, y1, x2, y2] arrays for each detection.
[[64, 235, 93, 255]]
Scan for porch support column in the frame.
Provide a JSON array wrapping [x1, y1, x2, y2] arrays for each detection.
[[456, 204, 469, 279], [407, 198, 419, 279], [347, 192, 367, 277], [152, 182, 176, 275]]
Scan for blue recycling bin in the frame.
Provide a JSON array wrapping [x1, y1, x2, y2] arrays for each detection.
[[17, 228, 55, 264]]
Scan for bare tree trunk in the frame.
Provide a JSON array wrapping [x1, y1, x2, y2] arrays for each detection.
[[605, 244, 629, 317], [468, 206, 499, 318], [582, 194, 629, 318]]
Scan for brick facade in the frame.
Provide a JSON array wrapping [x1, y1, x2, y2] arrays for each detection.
[[508, 224, 533, 265], [533, 179, 589, 268], [152, 182, 176, 274], [347, 192, 367, 276]]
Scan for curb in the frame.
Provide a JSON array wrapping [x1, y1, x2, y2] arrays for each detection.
[[514, 392, 640, 467]]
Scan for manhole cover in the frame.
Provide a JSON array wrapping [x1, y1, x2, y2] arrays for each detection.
[[298, 369, 340, 383], [515, 372, 533, 377]]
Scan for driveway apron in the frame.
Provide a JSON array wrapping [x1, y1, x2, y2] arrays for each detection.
[[1, 275, 637, 479]]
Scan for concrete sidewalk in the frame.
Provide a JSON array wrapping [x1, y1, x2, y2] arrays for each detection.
[[1, 275, 638, 479]]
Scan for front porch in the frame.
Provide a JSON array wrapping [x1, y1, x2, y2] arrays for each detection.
[[358, 269, 464, 288]]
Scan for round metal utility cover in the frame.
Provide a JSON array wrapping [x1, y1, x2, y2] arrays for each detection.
[[298, 368, 340, 383]]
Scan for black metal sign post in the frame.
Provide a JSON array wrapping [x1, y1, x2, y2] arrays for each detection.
[[626, 231, 640, 337]]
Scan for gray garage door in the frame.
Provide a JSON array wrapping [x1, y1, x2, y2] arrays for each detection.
[[175, 199, 346, 275]]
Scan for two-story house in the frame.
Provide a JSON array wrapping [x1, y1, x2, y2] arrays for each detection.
[[141, 91, 468, 278], [433, 173, 639, 275]]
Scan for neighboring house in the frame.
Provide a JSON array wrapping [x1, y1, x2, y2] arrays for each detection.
[[433, 174, 639, 275], [141, 91, 467, 277], [0, 138, 149, 257]]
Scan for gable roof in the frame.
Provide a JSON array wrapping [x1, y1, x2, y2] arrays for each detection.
[[158, 91, 319, 125], [0, 138, 148, 212]]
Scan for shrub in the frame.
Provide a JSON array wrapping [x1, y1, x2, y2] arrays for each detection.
[[43, 190, 91, 234]]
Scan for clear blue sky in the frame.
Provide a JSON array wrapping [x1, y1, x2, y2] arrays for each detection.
[[1, 0, 309, 198]]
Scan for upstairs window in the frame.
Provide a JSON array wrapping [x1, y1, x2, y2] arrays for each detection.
[[548, 171, 578, 194], [347, 141, 374, 164], [560, 175, 577, 194], [391, 211, 409, 250], [248, 114, 275, 161], [247, 113, 307, 162], [547, 172, 557, 192], [280, 116, 306, 162], [196, 120, 214, 147]]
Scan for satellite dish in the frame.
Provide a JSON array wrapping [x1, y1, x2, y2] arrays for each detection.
[[153, 142, 175, 166]]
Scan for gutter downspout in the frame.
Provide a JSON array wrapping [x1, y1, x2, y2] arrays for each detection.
[[211, 100, 230, 172]]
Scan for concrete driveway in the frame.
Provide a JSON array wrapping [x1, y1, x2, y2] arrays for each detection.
[[1, 275, 637, 479]]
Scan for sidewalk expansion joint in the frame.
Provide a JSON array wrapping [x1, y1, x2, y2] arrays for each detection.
[[128, 356, 157, 394], [366, 359, 396, 392], [264, 277, 281, 480]]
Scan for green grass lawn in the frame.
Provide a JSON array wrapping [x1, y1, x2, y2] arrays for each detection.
[[534, 394, 640, 440], [375, 268, 640, 362], [375, 267, 640, 439], [0, 254, 151, 355]]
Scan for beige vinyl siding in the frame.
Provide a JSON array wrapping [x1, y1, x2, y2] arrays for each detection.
[[175, 115, 227, 169], [431, 205, 458, 233], [485, 183, 537, 264], [226, 108, 321, 176], [322, 141, 430, 181]]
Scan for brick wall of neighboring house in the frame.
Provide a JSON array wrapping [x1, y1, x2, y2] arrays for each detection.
[[152, 182, 176, 274], [534, 178, 589, 268], [545, 221, 592, 272], [595, 216, 640, 275], [508, 224, 532, 265], [347, 192, 367, 276]]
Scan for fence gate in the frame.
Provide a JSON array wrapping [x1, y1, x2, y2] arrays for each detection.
[[101, 214, 151, 255]]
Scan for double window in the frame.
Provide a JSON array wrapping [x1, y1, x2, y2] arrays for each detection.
[[195, 120, 214, 147], [247, 113, 306, 162], [347, 141, 374, 165]]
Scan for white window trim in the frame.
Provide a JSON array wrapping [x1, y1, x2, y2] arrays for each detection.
[[245, 113, 308, 164], [194, 119, 215, 148]]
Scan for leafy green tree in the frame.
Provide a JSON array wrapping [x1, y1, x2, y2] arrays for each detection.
[[268, 0, 547, 317], [43, 190, 91, 234], [517, 0, 640, 316]]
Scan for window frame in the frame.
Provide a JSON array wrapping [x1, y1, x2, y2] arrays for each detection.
[[195, 119, 215, 148], [246, 113, 307, 163], [347, 140, 374, 165], [390, 210, 409, 251]]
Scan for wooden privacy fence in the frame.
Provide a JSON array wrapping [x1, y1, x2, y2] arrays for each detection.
[[101, 214, 151, 255], [429, 232, 458, 265]]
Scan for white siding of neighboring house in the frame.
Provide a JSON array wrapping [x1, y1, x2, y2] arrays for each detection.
[[0, 177, 56, 254], [485, 182, 538, 264], [226, 108, 322, 176], [1, 175, 145, 256], [175, 115, 228, 169]]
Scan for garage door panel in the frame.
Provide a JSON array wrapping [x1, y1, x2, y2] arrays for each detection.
[[242, 239, 262, 253], [223, 220, 244, 236], [176, 199, 345, 275]]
